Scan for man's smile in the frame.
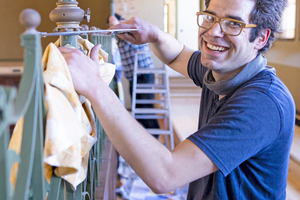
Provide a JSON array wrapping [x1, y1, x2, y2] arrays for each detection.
[[206, 42, 228, 52]]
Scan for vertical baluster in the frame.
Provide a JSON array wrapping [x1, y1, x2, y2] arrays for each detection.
[[31, 73, 46, 200], [90, 26, 98, 45], [86, 152, 96, 199], [13, 9, 46, 200], [0, 86, 18, 200], [101, 35, 114, 95], [81, 24, 89, 40], [100, 124, 105, 159], [89, 27, 104, 189], [61, 35, 79, 48], [75, 183, 83, 200], [13, 37, 39, 200], [96, 28, 100, 46], [31, 22, 47, 199], [49, 1, 93, 198], [0, 88, 10, 200], [66, 181, 76, 200], [100, 34, 115, 144], [94, 119, 101, 186], [48, 175, 65, 200], [100, 35, 106, 51]]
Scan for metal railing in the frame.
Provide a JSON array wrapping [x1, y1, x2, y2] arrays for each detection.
[[0, 7, 120, 200]]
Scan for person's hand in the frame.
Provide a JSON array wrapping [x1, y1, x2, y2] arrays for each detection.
[[108, 15, 120, 26], [59, 44, 104, 98], [109, 17, 161, 45]]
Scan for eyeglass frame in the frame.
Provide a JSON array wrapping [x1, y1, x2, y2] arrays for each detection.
[[196, 12, 257, 36]]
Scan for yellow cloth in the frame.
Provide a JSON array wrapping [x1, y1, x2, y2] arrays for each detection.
[[9, 37, 115, 189]]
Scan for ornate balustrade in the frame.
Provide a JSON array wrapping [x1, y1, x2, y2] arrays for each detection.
[[0, 1, 120, 199]]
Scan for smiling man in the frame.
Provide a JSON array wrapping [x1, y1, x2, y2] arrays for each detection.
[[59, 0, 295, 199]]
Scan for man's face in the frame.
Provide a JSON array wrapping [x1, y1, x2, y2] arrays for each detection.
[[199, 0, 258, 81]]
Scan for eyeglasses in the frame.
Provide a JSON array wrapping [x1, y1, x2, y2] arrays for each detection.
[[196, 12, 257, 36]]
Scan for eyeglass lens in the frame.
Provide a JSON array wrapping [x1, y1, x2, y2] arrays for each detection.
[[198, 14, 242, 35]]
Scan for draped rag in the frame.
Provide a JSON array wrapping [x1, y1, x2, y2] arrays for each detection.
[[9, 36, 115, 189]]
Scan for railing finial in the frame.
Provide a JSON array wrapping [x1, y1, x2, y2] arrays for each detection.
[[19, 9, 41, 34]]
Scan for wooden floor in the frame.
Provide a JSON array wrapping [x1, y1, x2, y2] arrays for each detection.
[[287, 125, 300, 200]]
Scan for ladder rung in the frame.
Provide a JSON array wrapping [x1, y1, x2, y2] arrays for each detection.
[[170, 93, 201, 97], [136, 99, 166, 104], [136, 68, 166, 74], [133, 108, 169, 114], [135, 89, 169, 94], [134, 115, 165, 119], [136, 84, 165, 88], [146, 129, 173, 135]]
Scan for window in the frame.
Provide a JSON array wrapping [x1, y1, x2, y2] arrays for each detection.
[[277, 0, 296, 40], [164, 0, 176, 37], [164, 4, 169, 33]]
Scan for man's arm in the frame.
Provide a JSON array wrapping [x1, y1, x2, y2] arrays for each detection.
[[59, 45, 217, 193], [110, 17, 195, 77]]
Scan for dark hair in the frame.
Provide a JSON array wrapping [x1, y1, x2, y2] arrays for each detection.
[[114, 13, 125, 21], [205, 0, 287, 53]]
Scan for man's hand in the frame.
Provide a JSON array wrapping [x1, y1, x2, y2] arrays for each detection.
[[109, 16, 192, 77], [59, 44, 104, 98], [109, 17, 161, 45]]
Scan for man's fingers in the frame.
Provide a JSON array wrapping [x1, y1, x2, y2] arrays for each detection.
[[58, 45, 100, 67], [108, 22, 135, 30], [59, 47, 82, 59], [90, 44, 102, 61], [118, 32, 138, 43], [58, 46, 75, 54]]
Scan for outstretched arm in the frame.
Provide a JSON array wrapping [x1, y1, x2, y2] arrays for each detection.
[[110, 17, 195, 77], [59, 45, 217, 193]]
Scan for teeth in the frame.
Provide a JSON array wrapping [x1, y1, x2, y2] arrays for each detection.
[[207, 43, 225, 52]]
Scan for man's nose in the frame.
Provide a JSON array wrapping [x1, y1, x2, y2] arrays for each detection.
[[207, 22, 224, 37]]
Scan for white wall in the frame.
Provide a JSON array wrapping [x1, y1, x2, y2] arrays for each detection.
[[177, 0, 200, 50]]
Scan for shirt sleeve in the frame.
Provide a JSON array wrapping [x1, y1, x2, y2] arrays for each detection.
[[187, 51, 207, 88]]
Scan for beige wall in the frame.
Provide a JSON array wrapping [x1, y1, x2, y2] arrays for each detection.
[[0, 0, 112, 60], [267, 62, 300, 111], [131, 0, 165, 70], [135, 0, 164, 31], [265, 40, 300, 111], [265, 41, 300, 69]]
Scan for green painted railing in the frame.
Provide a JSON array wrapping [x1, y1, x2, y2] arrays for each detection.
[[0, 7, 119, 200], [0, 86, 19, 200]]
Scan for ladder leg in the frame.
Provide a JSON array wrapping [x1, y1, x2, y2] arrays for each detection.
[[132, 53, 174, 150]]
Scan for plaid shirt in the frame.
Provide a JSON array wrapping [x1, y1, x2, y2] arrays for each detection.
[[118, 40, 154, 81]]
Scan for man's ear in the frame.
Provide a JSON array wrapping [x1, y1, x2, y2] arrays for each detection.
[[255, 28, 271, 50]]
